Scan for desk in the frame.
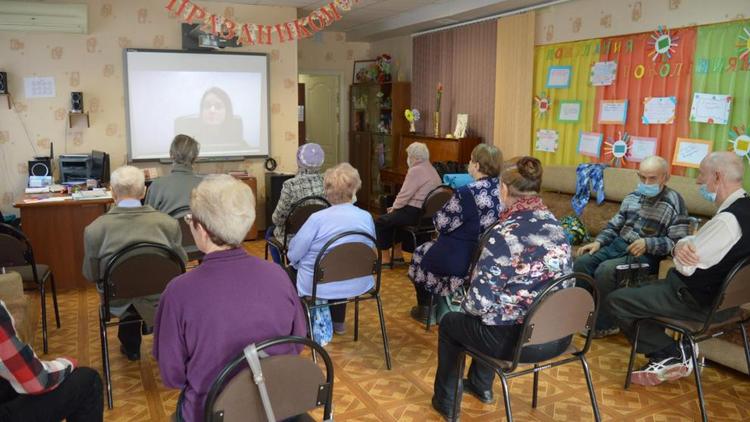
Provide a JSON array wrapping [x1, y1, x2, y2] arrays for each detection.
[[14, 195, 112, 290]]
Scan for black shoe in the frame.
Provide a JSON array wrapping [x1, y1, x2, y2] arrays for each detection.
[[431, 396, 458, 421], [462, 378, 494, 404], [120, 345, 141, 361]]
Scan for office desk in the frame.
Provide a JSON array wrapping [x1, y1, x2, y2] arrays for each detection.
[[14, 195, 112, 290]]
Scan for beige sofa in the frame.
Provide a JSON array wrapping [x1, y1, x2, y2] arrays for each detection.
[[539, 165, 748, 375], [0, 272, 34, 344]]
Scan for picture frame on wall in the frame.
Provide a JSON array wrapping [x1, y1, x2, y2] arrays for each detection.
[[672, 137, 713, 168], [353, 60, 377, 83]]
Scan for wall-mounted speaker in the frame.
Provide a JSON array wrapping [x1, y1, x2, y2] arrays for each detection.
[[0, 72, 7, 94], [71, 91, 84, 112], [28, 158, 52, 177]]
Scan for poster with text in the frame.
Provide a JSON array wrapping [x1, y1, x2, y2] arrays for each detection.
[[546, 66, 572, 88], [535, 129, 559, 153], [558, 101, 582, 122], [689, 93, 732, 125], [578, 131, 603, 158], [599, 100, 628, 125], [642, 97, 677, 125], [590, 61, 617, 86], [672, 137, 713, 168], [628, 136, 659, 162]]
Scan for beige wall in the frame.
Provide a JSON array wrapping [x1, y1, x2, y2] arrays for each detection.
[[370, 35, 413, 82], [536, 0, 749, 45], [0, 0, 299, 226]]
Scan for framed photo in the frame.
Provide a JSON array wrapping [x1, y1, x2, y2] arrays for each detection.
[[546, 66, 572, 88], [672, 137, 714, 168], [353, 60, 376, 83]]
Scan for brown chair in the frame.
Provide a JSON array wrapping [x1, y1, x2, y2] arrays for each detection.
[[98, 242, 185, 409], [170, 206, 204, 263], [388, 185, 454, 269], [303, 230, 391, 369], [624, 257, 750, 422], [0, 223, 60, 354], [265, 195, 330, 265], [450, 273, 601, 422], [203, 336, 333, 422]]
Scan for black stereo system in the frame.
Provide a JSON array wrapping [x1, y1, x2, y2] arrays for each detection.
[[0, 71, 7, 94], [28, 158, 52, 177], [71, 91, 84, 112]]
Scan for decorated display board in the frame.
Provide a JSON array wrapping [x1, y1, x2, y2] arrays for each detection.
[[531, 19, 750, 184]]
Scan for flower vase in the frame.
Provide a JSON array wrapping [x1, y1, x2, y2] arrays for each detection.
[[434, 112, 440, 137], [409, 121, 416, 133]]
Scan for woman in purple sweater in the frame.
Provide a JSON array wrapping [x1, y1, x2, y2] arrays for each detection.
[[153, 175, 307, 422]]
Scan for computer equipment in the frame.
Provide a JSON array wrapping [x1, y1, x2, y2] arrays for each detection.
[[90, 150, 110, 184], [58, 154, 90, 183]]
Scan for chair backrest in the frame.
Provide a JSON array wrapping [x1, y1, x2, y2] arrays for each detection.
[[0, 223, 32, 268], [284, 196, 331, 246], [169, 205, 191, 219], [312, 231, 380, 299], [177, 216, 198, 250], [708, 256, 750, 317], [102, 242, 185, 306], [204, 336, 333, 422], [509, 273, 598, 368], [421, 185, 454, 219]]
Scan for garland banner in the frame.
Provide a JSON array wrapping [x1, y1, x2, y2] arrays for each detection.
[[165, 0, 358, 46]]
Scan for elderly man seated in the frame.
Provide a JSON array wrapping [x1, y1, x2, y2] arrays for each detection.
[[608, 152, 750, 386], [145, 134, 203, 217], [83, 165, 186, 361], [574, 155, 689, 338]]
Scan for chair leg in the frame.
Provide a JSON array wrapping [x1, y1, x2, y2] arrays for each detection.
[[354, 297, 360, 341], [389, 244, 395, 270], [426, 294, 434, 332], [532, 364, 539, 408], [451, 353, 467, 422], [375, 294, 392, 370], [99, 307, 113, 409], [739, 322, 750, 375], [40, 279, 48, 354], [264, 242, 269, 261], [686, 336, 708, 422], [624, 322, 642, 389], [49, 273, 60, 329], [580, 355, 601, 422], [303, 302, 317, 363], [499, 371, 513, 422]]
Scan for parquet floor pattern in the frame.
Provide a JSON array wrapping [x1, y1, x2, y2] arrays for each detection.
[[26, 240, 750, 421]]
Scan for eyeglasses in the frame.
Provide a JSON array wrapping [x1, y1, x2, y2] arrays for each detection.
[[183, 213, 193, 225]]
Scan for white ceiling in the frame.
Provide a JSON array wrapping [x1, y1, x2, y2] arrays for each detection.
[[201, 0, 567, 41]]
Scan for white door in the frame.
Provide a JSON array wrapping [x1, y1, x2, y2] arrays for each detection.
[[299, 74, 339, 169]]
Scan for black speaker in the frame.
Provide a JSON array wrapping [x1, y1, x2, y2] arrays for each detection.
[[265, 172, 294, 229], [28, 158, 52, 177], [71, 91, 84, 112], [0, 72, 6, 94]]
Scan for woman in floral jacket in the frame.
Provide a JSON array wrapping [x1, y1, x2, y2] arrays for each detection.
[[430, 156, 574, 420], [408, 144, 504, 322]]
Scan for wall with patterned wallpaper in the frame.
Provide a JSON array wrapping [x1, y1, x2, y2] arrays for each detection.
[[536, 0, 749, 45], [0, 0, 299, 225], [370, 35, 413, 83]]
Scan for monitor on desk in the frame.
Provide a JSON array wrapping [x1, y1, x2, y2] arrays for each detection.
[[90, 150, 110, 184]]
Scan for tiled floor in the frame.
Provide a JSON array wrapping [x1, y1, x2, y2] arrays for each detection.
[[27, 240, 750, 421]]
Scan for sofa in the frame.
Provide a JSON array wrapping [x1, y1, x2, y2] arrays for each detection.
[[0, 272, 33, 344], [539, 165, 749, 375]]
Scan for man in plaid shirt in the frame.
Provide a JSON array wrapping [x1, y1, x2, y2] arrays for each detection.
[[0, 300, 102, 421], [574, 156, 690, 338]]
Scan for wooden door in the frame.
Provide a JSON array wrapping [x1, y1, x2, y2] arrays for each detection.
[[299, 74, 340, 169]]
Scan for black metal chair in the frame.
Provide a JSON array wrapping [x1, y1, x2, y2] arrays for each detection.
[[98, 242, 185, 409], [302, 231, 391, 370], [265, 195, 330, 266], [624, 258, 750, 422], [203, 336, 334, 422], [0, 223, 60, 354], [450, 273, 601, 422], [170, 205, 204, 263], [388, 185, 453, 269]]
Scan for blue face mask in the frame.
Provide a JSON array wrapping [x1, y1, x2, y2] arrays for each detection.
[[699, 184, 717, 203], [636, 182, 660, 197]]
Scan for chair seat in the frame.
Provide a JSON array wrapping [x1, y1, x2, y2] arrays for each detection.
[[653, 308, 750, 335], [465, 344, 580, 370], [185, 246, 204, 262], [5, 265, 50, 284], [267, 237, 284, 250]]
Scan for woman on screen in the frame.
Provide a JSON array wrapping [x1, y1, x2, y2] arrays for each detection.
[[174, 87, 246, 150]]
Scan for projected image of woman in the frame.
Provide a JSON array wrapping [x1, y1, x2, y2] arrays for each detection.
[[175, 87, 246, 150]]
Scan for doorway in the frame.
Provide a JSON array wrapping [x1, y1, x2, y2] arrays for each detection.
[[298, 73, 340, 169]]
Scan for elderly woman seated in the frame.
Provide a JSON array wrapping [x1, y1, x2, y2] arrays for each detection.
[[153, 175, 307, 422], [287, 163, 376, 345], [375, 142, 441, 262], [266, 142, 326, 263], [431, 157, 574, 420], [408, 144, 504, 323], [145, 134, 203, 217]]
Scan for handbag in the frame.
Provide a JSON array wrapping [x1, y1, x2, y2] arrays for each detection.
[[614, 256, 651, 288]]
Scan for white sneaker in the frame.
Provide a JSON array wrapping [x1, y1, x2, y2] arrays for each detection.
[[631, 342, 699, 386]]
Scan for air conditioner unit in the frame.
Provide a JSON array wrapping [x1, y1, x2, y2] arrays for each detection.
[[0, 1, 88, 34]]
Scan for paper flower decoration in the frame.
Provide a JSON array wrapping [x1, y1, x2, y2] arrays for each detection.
[[534, 93, 551, 117], [648, 25, 679, 62], [603, 131, 630, 167], [405, 108, 420, 133], [436, 83, 443, 112], [729, 125, 750, 163], [737, 27, 750, 63]]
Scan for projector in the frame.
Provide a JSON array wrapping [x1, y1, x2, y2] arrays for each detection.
[[182, 23, 238, 50]]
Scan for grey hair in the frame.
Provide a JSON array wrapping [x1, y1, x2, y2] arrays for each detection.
[[703, 151, 744, 183], [640, 155, 669, 175], [170, 134, 200, 165], [324, 163, 362, 204], [406, 142, 430, 163], [190, 174, 255, 247], [110, 165, 145, 199]]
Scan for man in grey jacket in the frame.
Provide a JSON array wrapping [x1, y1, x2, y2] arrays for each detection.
[[145, 134, 203, 217], [83, 165, 186, 361]]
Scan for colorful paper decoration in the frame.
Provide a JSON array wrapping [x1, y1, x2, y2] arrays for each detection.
[[628, 136, 659, 162], [546, 66, 572, 88], [558, 100, 582, 122], [648, 25, 680, 62], [590, 61, 617, 86], [578, 131, 603, 158], [603, 131, 630, 166], [690, 92, 733, 125], [535, 129, 559, 153], [737, 27, 750, 62], [729, 125, 750, 162], [599, 100, 628, 125], [642, 96, 677, 125], [534, 93, 551, 117], [672, 137, 713, 168]]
